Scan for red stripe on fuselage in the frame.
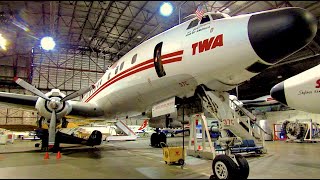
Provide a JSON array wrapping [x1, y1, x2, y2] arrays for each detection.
[[85, 56, 183, 102]]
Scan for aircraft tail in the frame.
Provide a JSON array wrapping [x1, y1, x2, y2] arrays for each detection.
[[138, 119, 148, 131]]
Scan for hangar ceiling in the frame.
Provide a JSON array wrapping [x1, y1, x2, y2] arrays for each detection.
[[0, 1, 319, 100]]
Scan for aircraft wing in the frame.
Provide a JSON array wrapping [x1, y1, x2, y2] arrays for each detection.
[[0, 92, 104, 118], [0, 92, 38, 111], [240, 99, 266, 105]]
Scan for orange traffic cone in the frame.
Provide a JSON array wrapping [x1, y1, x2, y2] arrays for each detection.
[[197, 145, 202, 151], [56, 151, 61, 159], [44, 152, 49, 159]]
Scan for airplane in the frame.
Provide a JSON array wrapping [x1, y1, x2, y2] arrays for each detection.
[[240, 95, 279, 107], [229, 94, 280, 110], [160, 125, 190, 137], [127, 119, 150, 134], [270, 63, 320, 114], [0, 7, 317, 155]]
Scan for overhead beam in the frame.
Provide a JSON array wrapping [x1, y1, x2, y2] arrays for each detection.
[[108, 1, 148, 50], [95, 1, 131, 50], [77, 1, 94, 42], [88, 1, 114, 47]]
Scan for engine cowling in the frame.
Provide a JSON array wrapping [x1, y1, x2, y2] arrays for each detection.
[[35, 89, 72, 121]]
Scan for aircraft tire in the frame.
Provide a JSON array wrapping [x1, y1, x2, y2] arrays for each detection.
[[37, 117, 44, 128], [159, 132, 167, 147], [212, 155, 240, 180], [150, 133, 159, 147], [234, 154, 249, 179], [61, 118, 68, 128]]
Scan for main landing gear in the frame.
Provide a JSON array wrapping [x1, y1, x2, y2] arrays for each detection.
[[34, 128, 61, 153], [150, 128, 167, 148]]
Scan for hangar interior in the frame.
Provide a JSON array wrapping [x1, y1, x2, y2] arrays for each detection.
[[0, 1, 319, 179]]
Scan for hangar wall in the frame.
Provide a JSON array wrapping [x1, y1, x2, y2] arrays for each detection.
[[32, 48, 107, 100], [0, 48, 110, 126], [265, 110, 320, 124]]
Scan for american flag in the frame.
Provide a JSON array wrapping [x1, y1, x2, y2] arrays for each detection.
[[195, 5, 204, 21]]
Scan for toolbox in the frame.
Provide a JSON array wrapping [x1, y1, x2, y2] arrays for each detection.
[[161, 142, 185, 165]]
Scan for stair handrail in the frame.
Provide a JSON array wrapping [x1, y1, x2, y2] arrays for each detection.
[[230, 98, 269, 135]]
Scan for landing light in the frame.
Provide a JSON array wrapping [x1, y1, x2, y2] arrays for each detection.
[[40, 36, 56, 51], [160, 2, 173, 17]]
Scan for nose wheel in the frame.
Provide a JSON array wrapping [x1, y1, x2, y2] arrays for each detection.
[[211, 154, 249, 180]]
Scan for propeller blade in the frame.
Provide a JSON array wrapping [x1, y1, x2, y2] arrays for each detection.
[[61, 84, 95, 102], [48, 109, 57, 149], [14, 77, 51, 101]]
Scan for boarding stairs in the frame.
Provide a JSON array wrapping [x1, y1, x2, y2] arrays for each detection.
[[187, 86, 267, 160], [106, 120, 137, 141], [202, 89, 266, 149]]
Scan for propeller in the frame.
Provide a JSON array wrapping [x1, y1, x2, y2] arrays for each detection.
[[14, 77, 93, 150], [48, 109, 56, 148], [14, 77, 51, 101]]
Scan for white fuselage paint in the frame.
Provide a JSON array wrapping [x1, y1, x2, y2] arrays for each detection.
[[283, 64, 320, 114], [80, 13, 266, 119]]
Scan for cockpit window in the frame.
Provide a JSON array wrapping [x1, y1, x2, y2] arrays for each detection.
[[187, 19, 199, 29], [211, 14, 225, 20], [200, 15, 210, 24]]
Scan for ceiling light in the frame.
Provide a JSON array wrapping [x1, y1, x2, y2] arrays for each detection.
[[0, 34, 7, 50], [40, 36, 56, 51], [160, 2, 173, 17]]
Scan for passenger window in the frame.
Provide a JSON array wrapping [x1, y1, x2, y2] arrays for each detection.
[[187, 19, 199, 29], [120, 62, 124, 71], [131, 54, 137, 64], [115, 66, 119, 74], [211, 14, 224, 20], [200, 15, 210, 24]]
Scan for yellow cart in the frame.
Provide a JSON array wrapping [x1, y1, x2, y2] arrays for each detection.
[[161, 143, 185, 165]]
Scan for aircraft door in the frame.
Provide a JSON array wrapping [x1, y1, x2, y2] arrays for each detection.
[[153, 42, 166, 78]]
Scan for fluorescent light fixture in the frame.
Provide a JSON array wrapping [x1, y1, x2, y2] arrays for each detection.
[[40, 36, 56, 51], [160, 2, 173, 17], [0, 34, 7, 50]]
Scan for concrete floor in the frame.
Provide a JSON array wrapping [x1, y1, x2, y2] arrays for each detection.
[[0, 137, 320, 179]]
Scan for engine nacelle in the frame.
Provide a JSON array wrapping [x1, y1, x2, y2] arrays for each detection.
[[35, 89, 72, 121]]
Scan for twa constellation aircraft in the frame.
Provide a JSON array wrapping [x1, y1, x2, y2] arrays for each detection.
[[0, 6, 317, 174]]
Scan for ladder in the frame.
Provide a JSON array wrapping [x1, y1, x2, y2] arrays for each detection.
[[196, 86, 267, 154], [114, 120, 137, 136]]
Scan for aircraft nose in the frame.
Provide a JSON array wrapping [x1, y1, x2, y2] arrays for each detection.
[[270, 82, 287, 105], [248, 7, 317, 64]]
